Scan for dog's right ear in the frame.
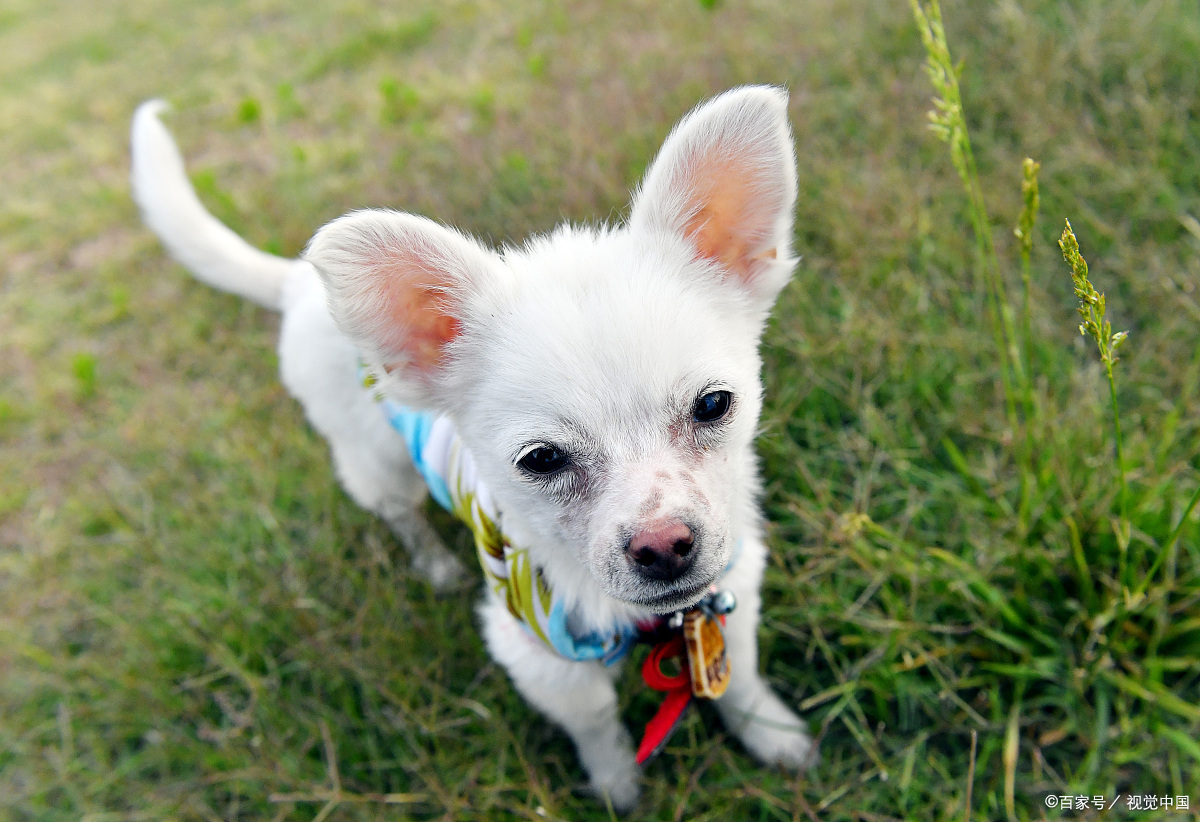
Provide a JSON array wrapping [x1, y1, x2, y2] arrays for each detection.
[[303, 209, 499, 403]]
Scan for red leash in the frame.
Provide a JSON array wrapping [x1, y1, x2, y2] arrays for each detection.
[[634, 589, 735, 765], [636, 635, 693, 764]]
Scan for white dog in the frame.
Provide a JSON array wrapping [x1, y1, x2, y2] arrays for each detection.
[[131, 85, 813, 811]]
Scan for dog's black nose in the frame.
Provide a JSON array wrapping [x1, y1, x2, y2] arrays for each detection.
[[627, 520, 695, 581]]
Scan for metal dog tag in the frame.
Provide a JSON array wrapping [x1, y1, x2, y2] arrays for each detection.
[[683, 609, 730, 699]]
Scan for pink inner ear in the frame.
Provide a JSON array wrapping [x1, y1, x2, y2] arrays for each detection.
[[679, 153, 779, 283], [393, 288, 460, 372], [366, 256, 461, 375]]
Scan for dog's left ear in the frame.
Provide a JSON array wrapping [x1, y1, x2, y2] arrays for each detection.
[[630, 85, 797, 312]]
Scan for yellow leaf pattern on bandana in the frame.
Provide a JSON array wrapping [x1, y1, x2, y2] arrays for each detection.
[[446, 438, 555, 648]]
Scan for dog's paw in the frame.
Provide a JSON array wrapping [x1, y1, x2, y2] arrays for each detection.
[[743, 720, 816, 771], [589, 761, 641, 814], [728, 693, 817, 771], [411, 547, 467, 592]]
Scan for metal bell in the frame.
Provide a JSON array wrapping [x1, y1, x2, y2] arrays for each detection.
[[709, 589, 737, 615], [667, 611, 685, 630]]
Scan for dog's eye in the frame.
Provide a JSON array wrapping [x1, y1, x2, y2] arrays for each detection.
[[693, 390, 732, 423], [518, 446, 570, 475]]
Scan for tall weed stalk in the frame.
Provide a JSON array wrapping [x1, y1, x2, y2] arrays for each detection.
[[910, 0, 1035, 523], [1059, 221, 1131, 569], [1014, 160, 1040, 525]]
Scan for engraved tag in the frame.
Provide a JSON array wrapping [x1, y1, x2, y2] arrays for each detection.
[[683, 609, 730, 699]]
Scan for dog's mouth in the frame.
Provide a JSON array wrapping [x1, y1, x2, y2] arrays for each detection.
[[627, 576, 716, 614]]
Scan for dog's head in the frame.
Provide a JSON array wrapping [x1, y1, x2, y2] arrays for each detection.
[[305, 86, 797, 614]]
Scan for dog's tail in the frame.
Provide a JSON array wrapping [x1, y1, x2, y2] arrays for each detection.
[[131, 100, 293, 311]]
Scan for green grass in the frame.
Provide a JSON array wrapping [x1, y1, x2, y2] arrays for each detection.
[[2, 0, 1198, 819]]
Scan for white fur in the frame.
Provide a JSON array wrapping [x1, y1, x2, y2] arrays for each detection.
[[131, 86, 814, 812], [131, 100, 295, 309]]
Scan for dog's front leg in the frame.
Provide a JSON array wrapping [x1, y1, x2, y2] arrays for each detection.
[[479, 598, 640, 812], [715, 536, 816, 769]]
